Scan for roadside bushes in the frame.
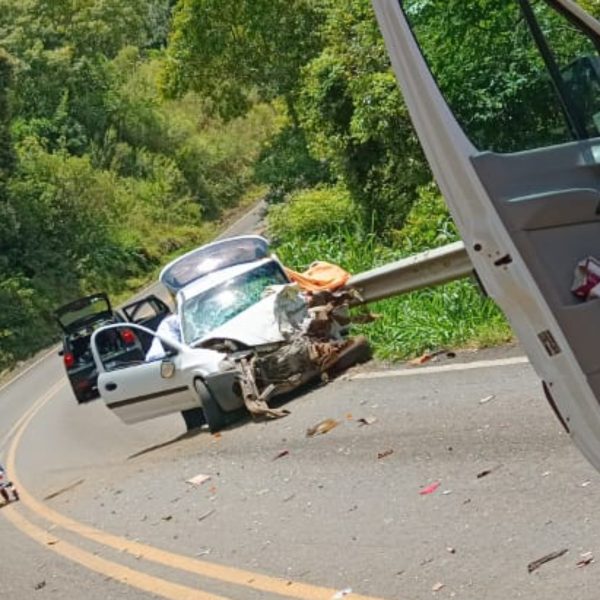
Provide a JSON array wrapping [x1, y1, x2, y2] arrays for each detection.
[[268, 185, 358, 242]]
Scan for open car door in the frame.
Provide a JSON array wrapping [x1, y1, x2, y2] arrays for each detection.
[[90, 323, 201, 424], [121, 295, 171, 354], [373, 1, 600, 469]]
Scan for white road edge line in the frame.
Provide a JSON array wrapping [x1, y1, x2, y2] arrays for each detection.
[[347, 355, 530, 380]]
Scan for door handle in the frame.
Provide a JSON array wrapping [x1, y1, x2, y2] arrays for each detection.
[[105, 382, 118, 392]]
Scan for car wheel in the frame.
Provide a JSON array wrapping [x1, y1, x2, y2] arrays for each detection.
[[194, 379, 245, 433], [193, 379, 226, 433], [180, 407, 207, 432]]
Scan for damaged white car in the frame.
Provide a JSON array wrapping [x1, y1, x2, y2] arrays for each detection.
[[90, 236, 370, 432]]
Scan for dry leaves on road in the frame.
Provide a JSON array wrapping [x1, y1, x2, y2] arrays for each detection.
[[409, 350, 456, 366], [377, 449, 394, 460], [306, 418, 339, 437]]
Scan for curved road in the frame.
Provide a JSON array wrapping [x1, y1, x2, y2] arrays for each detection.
[[2, 203, 600, 599]]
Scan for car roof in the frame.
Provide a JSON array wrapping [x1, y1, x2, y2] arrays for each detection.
[[176, 257, 277, 305]]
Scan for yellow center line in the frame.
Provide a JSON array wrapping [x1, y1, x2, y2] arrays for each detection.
[[5, 381, 391, 600], [3, 505, 230, 600]]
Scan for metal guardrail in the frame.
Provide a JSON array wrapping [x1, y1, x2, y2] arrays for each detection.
[[346, 240, 473, 304]]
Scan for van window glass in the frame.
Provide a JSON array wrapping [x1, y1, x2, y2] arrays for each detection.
[[402, 0, 600, 152]]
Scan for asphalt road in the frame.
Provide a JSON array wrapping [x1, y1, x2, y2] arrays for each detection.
[[2, 201, 600, 599]]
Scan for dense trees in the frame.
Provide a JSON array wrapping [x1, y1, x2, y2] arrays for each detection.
[[162, 0, 324, 118], [1, 0, 599, 368], [0, 0, 275, 369]]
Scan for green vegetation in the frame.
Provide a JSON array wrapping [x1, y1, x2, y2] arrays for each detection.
[[0, 1, 276, 371], [3, 0, 598, 369]]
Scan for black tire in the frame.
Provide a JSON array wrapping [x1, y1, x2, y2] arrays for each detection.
[[193, 380, 226, 433], [180, 407, 207, 432], [194, 379, 246, 433]]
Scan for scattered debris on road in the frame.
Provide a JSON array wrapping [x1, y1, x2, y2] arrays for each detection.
[[576, 552, 594, 568], [377, 449, 394, 460], [197, 509, 216, 522], [273, 449, 290, 460], [331, 588, 353, 599], [479, 394, 495, 405], [432, 582, 445, 592], [476, 466, 502, 479], [580, 480, 592, 487], [357, 416, 377, 426], [161, 515, 173, 521], [447, 547, 456, 554], [409, 351, 439, 366], [527, 548, 568, 573], [186, 474, 212, 486], [409, 350, 455, 366], [34, 581, 46, 591], [306, 418, 339, 437], [43, 478, 85, 501], [419, 481, 441, 496]]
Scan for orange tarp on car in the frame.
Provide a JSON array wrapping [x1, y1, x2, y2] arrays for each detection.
[[285, 261, 351, 292]]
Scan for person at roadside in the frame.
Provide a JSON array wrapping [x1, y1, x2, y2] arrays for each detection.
[[145, 313, 207, 431], [145, 313, 182, 362], [0, 463, 19, 504]]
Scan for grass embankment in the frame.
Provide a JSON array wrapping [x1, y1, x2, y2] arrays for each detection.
[[268, 185, 513, 360]]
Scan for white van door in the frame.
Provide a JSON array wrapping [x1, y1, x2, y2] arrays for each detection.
[[373, 1, 600, 469]]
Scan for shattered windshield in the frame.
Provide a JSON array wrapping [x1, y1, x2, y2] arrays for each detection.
[[181, 261, 288, 344]]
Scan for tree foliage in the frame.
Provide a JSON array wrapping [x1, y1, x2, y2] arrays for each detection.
[[298, 0, 430, 233], [162, 0, 324, 118]]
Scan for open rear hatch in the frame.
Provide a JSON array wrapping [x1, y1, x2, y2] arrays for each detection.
[[55, 293, 114, 334]]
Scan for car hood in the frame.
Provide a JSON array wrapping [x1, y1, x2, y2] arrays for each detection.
[[198, 285, 309, 347]]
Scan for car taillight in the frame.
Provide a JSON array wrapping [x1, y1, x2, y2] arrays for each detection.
[[63, 352, 75, 368], [120, 328, 135, 345]]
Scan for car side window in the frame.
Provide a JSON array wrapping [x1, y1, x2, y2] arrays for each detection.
[[94, 327, 146, 372], [402, 0, 600, 152]]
